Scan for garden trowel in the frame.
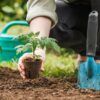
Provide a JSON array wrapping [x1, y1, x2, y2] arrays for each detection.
[[78, 11, 100, 90]]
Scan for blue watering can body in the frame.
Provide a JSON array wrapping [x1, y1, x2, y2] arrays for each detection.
[[0, 21, 29, 61]]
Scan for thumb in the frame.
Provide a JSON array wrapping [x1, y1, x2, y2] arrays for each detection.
[[40, 61, 44, 72]]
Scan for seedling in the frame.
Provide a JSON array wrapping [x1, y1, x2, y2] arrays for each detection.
[[15, 32, 60, 78]]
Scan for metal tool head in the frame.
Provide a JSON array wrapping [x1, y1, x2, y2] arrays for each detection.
[[78, 11, 100, 90]]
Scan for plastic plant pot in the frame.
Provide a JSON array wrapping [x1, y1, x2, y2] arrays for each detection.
[[23, 58, 42, 79]]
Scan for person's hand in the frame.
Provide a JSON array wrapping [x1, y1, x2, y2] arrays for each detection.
[[18, 49, 45, 79]]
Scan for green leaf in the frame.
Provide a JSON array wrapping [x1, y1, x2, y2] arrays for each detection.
[[27, 32, 34, 37], [30, 38, 40, 52], [34, 32, 40, 36], [16, 43, 32, 54], [2, 6, 15, 13], [15, 32, 60, 57], [14, 33, 29, 43], [44, 37, 60, 53], [23, 43, 32, 52], [15, 45, 24, 54]]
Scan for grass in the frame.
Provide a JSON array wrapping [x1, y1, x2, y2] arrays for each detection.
[[43, 51, 78, 77], [0, 59, 18, 69], [0, 50, 78, 78], [0, 22, 78, 78]]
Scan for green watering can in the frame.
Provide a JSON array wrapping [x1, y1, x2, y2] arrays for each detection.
[[0, 21, 29, 61]]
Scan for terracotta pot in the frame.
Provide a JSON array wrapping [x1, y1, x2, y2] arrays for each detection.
[[23, 58, 42, 79]]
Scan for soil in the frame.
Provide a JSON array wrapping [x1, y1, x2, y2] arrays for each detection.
[[0, 67, 100, 100]]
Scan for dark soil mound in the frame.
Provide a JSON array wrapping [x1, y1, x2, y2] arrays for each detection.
[[0, 67, 100, 100]]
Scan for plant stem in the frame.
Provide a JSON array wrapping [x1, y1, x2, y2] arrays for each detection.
[[32, 47, 35, 59]]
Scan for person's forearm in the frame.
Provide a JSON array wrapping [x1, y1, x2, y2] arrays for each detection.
[[30, 16, 52, 61], [30, 16, 52, 37]]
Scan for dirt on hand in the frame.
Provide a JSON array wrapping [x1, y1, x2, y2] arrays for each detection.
[[0, 67, 100, 100]]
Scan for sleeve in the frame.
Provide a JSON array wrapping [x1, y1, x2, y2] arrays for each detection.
[[26, 0, 58, 28]]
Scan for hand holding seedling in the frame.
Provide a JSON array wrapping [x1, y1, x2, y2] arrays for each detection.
[[16, 32, 60, 79], [18, 50, 45, 79]]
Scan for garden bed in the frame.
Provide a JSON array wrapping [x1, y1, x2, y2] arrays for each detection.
[[0, 67, 100, 100]]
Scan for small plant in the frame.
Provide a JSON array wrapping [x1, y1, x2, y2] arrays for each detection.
[[15, 32, 60, 79], [16, 32, 60, 58]]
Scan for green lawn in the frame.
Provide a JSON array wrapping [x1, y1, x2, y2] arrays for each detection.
[[43, 52, 78, 77]]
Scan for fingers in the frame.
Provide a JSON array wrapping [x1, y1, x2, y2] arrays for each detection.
[[20, 71, 26, 79], [35, 48, 46, 61], [18, 53, 33, 79], [18, 52, 45, 79], [21, 53, 33, 60], [41, 62, 44, 72], [18, 63, 26, 79], [18, 57, 25, 70]]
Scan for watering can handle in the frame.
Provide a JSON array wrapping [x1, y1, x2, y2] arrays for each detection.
[[1, 21, 29, 34], [86, 11, 98, 56]]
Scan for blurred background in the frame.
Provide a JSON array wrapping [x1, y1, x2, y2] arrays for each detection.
[[0, 0, 28, 35], [0, 0, 26, 22]]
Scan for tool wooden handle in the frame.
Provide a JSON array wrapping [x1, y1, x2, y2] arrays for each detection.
[[86, 11, 98, 56]]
